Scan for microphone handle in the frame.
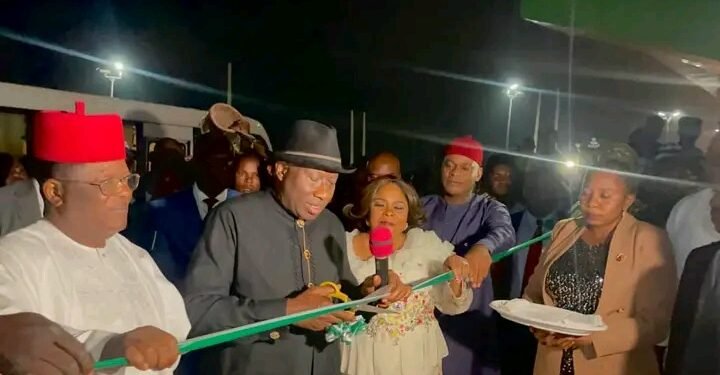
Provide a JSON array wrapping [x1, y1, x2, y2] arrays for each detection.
[[375, 258, 389, 287]]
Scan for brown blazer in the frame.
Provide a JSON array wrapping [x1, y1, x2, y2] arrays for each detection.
[[523, 214, 677, 375]]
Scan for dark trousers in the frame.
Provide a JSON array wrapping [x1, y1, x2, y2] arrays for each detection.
[[497, 316, 537, 375]]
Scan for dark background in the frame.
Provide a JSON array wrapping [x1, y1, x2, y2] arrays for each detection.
[[0, 1, 522, 140], [0, 0, 712, 180]]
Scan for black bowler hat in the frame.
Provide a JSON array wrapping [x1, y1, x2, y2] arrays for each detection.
[[274, 120, 355, 174]]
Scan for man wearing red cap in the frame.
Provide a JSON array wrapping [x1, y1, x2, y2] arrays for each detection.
[[422, 135, 515, 375], [0, 102, 190, 374]]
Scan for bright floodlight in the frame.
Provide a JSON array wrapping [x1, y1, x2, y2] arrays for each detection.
[[505, 82, 522, 98], [715, 129, 719, 133], [672, 110, 682, 117], [98, 62, 124, 98], [503, 81, 523, 149], [657, 111, 666, 118], [564, 160, 576, 168]]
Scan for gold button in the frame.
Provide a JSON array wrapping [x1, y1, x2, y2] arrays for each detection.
[[296, 219, 305, 228], [269, 331, 280, 340], [615, 253, 625, 262], [303, 249, 312, 260]]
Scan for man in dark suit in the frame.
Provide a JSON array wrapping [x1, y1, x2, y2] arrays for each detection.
[[126, 132, 238, 285], [666, 167, 720, 374], [666, 179, 720, 373], [667, 241, 720, 374]]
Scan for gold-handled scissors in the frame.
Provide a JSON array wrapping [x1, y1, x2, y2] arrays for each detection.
[[320, 281, 398, 315], [320, 281, 351, 303]]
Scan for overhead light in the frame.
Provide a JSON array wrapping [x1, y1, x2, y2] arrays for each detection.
[[507, 80, 522, 91], [564, 160, 576, 168], [505, 81, 523, 98], [97, 63, 124, 98], [715, 129, 719, 133], [657, 111, 682, 120]]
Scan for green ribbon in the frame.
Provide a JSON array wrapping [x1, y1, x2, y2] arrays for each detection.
[[491, 231, 552, 263], [325, 316, 367, 344], [94, 230, 551, 370]]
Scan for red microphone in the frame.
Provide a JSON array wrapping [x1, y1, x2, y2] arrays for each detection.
[[370, 226, 394, 287]]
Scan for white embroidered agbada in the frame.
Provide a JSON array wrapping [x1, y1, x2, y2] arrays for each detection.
[[0, 220, 190, 375], [341, 228, 473, 375]]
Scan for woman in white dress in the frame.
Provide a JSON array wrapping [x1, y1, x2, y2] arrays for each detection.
[[341, 177, 473, 375]]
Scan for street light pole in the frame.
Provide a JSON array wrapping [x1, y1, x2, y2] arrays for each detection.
[[97, 62, 124, 98], [504, 83, 523, 150], [109, 77, 116, 98], [505, 97, 515, 150]]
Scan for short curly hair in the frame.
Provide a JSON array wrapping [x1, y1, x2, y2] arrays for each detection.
[[344, 177, 426, 232], [589, 142, 640, 194]]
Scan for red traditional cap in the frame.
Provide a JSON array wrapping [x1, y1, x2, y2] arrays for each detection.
[[33, 102, 126, 163], [445, 135, 484, 165]]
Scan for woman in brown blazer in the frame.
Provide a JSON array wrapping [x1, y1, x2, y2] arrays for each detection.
[[523, 151, 677, 375]]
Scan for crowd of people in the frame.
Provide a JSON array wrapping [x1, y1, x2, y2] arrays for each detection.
[[0, 100, 717, 375]]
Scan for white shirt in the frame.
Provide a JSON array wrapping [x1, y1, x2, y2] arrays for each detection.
[[192, 183, 229, 219], [509, 207, 555, 299], [31, 178, 44, 216], [666, 188, 720, 277], [0, 220, 190, 374]]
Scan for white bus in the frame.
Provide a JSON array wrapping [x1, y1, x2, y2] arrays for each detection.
[[0, 81, 271, 173]]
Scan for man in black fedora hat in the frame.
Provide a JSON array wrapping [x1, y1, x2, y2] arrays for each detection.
[[184, 120, 406, 375]]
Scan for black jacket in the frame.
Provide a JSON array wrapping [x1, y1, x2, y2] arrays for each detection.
[[666, 241, 720, 375], [183, 191, 352, 375]]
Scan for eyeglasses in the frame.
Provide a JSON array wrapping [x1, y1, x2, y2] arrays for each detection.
[[58, 174, 141, 196]]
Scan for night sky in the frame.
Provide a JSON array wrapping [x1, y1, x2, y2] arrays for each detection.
[[0, 5, 515, 110], [2, 1, 705, 176], [0, 0, 531, 174]]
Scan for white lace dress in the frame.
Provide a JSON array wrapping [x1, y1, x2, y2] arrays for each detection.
[[341, 228, 473, 375]]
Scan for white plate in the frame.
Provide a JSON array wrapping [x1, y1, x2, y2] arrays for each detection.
[[496, 311, 594, 336], [490, 299, 607, 336]]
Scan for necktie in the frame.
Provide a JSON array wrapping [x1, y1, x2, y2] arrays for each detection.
[[203, 197, 219, 211], [522, 219, 544, 292]]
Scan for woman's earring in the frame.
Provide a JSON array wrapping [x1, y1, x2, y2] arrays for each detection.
[[404, 223, 409, 231]]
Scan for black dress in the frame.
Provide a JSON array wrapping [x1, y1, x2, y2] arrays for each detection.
[[545, 237, 611, 375]]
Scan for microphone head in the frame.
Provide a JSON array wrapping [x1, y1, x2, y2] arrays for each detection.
[[369, 226, 394, 259]]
